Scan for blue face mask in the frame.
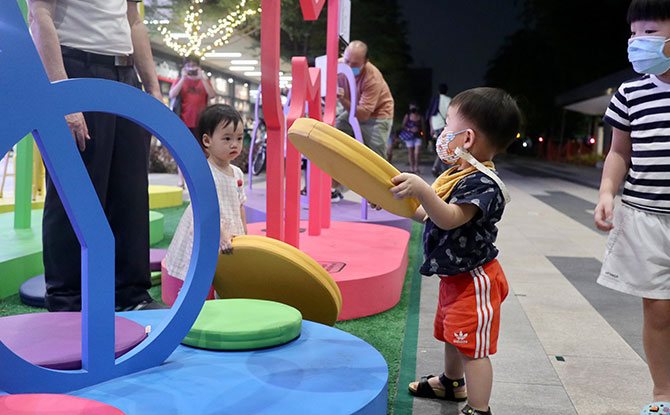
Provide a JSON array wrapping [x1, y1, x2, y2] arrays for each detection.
[[351, 66, 361, 76], [628, 36, 670, 75]]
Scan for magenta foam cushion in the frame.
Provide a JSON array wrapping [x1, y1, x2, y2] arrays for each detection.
[[0, 394, 126, 414], [0, 312, 147, 370], [150, 249, 167, 272]]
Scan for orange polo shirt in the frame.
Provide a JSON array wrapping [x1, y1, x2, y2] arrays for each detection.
[[339, 61, 394, 120]]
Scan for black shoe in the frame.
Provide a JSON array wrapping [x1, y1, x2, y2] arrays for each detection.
[[116, 299, 169, 312], [331, 189, 344, 202], [461, 405, 492, 415]]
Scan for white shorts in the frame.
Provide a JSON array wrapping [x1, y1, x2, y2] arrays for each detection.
[[404, 138, 422, 148], [597, 204, 670, 299]]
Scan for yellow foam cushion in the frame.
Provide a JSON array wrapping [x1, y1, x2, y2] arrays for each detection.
[[288, 118, 420, 218], [213, 235, 342, 326], [148, 185, 183, 209]]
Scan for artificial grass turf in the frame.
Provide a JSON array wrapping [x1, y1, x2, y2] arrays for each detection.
[[0, 202, 423, 415]]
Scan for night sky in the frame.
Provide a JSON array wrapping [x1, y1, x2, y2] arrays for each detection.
[[398, 0, 522, 96]]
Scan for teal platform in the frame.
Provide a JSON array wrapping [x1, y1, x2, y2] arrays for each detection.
[[0, 210, 165, 298]]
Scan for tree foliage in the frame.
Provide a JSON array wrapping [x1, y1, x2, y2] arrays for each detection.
[[274, 0, 413, 124], [486, 0, 631, 139], [147, 0, 412, 123]]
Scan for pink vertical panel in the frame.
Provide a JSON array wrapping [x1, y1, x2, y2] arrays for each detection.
[[304, 68, 324, 235], [285, 58, 309, 247], [320, 0, 339, 227], [260, 0, 285, 241], [299, 0, 327, 20], [322, 0, 339, 126], [320, 167, 331, 228], [308, 164, 322, 236]]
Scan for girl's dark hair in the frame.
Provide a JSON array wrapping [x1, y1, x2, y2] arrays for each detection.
[[197, 104, 244, 151], [450, 87, 521, 151], [627, 0, 670, 23]]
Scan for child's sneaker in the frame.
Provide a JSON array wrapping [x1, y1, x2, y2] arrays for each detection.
[[641, 402, 670, 414]]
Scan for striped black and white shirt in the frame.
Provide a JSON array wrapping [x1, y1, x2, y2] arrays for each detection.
[[604, 74, 670, 214]]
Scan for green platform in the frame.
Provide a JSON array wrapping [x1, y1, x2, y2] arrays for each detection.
[[0, 210, 164, 298]]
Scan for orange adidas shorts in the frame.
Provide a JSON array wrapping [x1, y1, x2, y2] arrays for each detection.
[[433, 259, 509, 358]]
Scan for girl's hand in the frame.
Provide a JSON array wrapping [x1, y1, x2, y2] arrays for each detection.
[[594, 194, 615, 231], [390, 173, 429, 200], [220, 230, 234, 255]]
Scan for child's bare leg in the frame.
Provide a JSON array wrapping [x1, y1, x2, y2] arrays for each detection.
[[461, 354, 492, 412], [643, 298, 670, 401], [426, 342, 466, 392], [413, 145, 421, 172]]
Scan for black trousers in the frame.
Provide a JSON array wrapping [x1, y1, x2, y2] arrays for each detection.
[[42, 53, 152, 311]]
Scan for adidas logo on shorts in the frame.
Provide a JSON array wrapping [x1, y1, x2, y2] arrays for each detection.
[[454, 331, 469, 344]]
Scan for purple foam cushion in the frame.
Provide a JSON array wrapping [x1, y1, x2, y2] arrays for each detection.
[[0, 312, 147, 370], [0, 394, 126, 414], [150, 249, 168, 271]]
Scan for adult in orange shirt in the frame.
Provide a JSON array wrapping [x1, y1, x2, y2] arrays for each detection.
[[169, 55, 216, 138], [336, 40, 394, 158]]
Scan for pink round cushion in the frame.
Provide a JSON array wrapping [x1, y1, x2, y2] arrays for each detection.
[[0, 394, 125, 414], [161, 258, 215, 306]]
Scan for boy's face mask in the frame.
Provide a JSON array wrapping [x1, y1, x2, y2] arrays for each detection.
[[628, 36, 670, 75], [436, 129, 468, 164]]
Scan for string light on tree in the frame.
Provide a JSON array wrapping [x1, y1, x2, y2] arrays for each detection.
[[158, 0, 261, 59]]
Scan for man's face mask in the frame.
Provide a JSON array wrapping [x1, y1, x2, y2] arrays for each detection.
[[351, 66, 361, 76], [436, 129, 468, 164], [628, 36, 670, 75]]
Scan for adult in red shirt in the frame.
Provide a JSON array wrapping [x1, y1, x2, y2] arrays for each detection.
[[169, 55, 216, 137]]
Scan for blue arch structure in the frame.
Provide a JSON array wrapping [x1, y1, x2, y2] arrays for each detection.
[[0, 1, 220, 393]]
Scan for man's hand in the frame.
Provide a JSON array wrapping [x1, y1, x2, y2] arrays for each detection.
[[66, 112, 90, 151], [148, 89, 163, 102], [337, 87, 345, 98], [390, 173, 430, 200], [181, 66, 188, 78], [594, 194, 615, 231]]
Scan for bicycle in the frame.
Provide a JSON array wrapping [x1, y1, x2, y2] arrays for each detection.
[[250, 120, 267, 176]]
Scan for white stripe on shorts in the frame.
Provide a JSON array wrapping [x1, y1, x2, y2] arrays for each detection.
[[472, 271, 483, 358], [470, 267, 493, 359], [471, 267, 492, 358], [477, 266, 494, 356]]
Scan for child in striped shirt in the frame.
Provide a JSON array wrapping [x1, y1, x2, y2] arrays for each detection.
[[595, 1, 670, 413]]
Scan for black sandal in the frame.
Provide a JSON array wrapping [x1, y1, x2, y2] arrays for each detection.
[[461, 404, 492, 415], [408, 373, 466, 401]]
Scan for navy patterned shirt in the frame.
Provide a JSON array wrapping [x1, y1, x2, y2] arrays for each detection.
[[420, 171, 505, 276]]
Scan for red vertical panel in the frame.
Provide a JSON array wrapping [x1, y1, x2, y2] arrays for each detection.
[[260, 0, 285, 241]]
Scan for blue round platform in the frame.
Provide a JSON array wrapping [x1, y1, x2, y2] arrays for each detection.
[[18, 274, 45, 308], [66, 310, 388, 414]]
